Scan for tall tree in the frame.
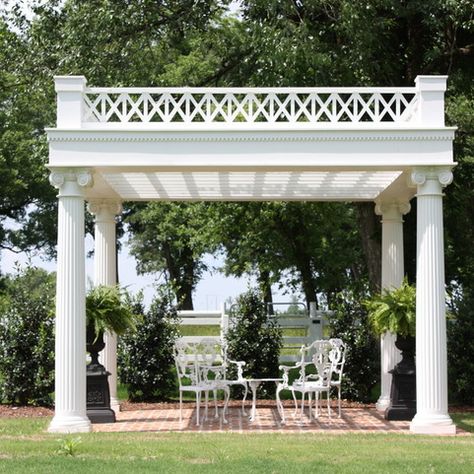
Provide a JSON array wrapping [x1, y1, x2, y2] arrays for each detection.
[[126, 202, 214, 310]]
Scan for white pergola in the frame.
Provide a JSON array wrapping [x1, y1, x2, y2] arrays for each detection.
[[46, 75, 456, 435]]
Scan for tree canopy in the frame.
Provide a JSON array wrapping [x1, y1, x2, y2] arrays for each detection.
[[0, 0, 472, 312]]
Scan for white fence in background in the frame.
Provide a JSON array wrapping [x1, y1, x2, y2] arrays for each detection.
[[177, 305, 332, 363]]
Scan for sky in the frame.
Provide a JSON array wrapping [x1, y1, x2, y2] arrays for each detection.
[[0, 234, 268, 310]]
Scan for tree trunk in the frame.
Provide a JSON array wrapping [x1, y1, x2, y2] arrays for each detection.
[[176, 284, 194, 310], [258, 268, 274, 315], [296, 258, 318, 309], [355, 202, 381, 292], [162, 241, 194, 310]]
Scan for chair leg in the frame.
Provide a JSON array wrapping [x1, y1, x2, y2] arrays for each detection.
[[222, 386, 230, 424], [213, 389, 219, 418], [241, 382, 248, 416], [204, 390, 209, 421], [315, 392, 319, 418], [276, 385, 285, 424], [327, 390, 331, 419], [338, 386, 342, 418], [292, 390, 298, 416], [300, 393, 305, 421], [308, 393, 313, 421], [196, 392, 201, 426], [179, 390, 183, 423]]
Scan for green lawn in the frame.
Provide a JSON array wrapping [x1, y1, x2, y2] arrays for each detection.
[[0, 415, 473, 473]]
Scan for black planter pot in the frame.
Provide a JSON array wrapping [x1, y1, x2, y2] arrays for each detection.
[[86, 326, 116, 424], [385, 335, 416, 421]]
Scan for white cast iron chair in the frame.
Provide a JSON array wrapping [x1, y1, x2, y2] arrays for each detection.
[[221, 342, 249, 415], [173, 339, 230, 426], [276, 339, 334, 423]]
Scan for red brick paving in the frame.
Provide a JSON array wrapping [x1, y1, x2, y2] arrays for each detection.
[[93, 404, 421, 434]]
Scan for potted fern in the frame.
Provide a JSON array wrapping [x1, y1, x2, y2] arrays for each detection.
[[86, 285, 136, 423], [364, 278, 416, 420]]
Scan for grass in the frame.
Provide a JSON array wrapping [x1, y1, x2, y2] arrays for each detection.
[[0, 416, 473, 473]]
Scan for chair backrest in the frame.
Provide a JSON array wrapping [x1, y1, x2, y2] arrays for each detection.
[[298, 339, 327, 364], [328, 338, 346, 383], [310, 340, 334, 387], [174, 339, 224, 386], [194, 338, 223, 366], [173, 340, 199, 386]]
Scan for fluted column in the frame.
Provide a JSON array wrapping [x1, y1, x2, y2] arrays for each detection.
[[410, 167, 456, 435], [375, 200, 410, 412], [48, 170, 93, 433], [88, 200, 122, 413]]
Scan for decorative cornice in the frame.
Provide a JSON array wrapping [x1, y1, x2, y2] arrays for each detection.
[[46, 133, 455, 144], [49, 169, 93, 197]]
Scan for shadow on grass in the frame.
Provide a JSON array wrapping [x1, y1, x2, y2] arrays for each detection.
[[451, 413, 474, 433]]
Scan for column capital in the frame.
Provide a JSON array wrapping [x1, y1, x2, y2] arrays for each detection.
[[49, 169, 93, 197], [409, 166, 454, 194], [87, 200, 123, 222], [375, 200, 411, 220]]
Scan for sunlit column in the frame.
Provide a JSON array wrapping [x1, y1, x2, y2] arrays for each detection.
[[48, 170, 93, 433], [374, 200, 410, 412], [88, 200, 122, 413], [410, 167, 456, 435]]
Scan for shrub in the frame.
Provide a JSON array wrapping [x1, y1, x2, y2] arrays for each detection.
[[328, 291, 379, 403], [118, 287, 179, 402], [225, 289, 283, 398], [0, 267, 55, 405], [448, 288, 474, 405], [86, 285, 136, 340]]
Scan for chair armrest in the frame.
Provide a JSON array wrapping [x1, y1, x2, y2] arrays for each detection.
[[278, 361, 303, 371], [227, 359, 246, 368], [225, 359, 246, 381], [278, 362, 303, 386]]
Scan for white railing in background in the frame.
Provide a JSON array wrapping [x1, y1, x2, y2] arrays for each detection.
[[82, 87, 418, 127], [177, 306, 331, 363]]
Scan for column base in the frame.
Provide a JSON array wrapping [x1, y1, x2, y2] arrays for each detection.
[[376, 396, 390, 412], [410, 414, 456, 435], [110, 397, 121, 414], [48, 415, 92, 433]]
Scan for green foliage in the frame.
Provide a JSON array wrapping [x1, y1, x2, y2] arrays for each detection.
[[329, 291, 379, 403], [448, 289, 474, 405], [0, 267, 55, 405], [118, 287, 179, 402], [126, 202, 215, 309], [86, 285, 136, 340], [55, 437, 82, 456], [364, 279, 416, 337], [225, 289, 283, 397]]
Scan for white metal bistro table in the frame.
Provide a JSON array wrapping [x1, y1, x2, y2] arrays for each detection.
[[246, 378, 283, 422]]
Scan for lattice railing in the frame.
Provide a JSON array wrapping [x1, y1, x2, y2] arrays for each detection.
[[82, 87, 419, 127]]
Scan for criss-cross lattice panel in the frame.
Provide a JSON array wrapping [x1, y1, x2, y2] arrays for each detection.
[[83, 88, 418, 125]]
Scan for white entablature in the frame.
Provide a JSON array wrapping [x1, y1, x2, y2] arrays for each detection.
[[47, 75, 454, 203]]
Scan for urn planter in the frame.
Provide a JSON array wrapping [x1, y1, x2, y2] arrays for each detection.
[[86, 326, 116, 424], [385, 335, 416, 421]]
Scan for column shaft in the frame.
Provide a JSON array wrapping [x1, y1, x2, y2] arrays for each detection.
[[375, 202, 408, 412], [48, 171, 92, 433], [89, 201, 122, 412], [410, 168, 455, 435]]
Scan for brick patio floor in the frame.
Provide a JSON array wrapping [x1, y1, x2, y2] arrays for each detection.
[[93, 403, 419, 434]]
